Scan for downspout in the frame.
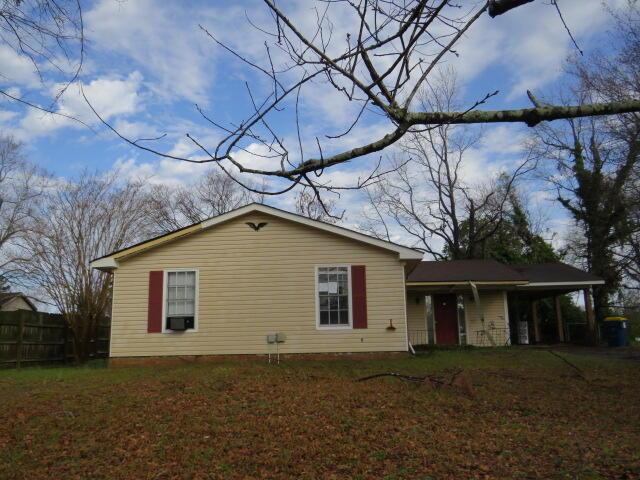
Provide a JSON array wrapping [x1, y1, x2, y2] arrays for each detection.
[[469, 281, 496, 346], [401, 262, 410, 354]]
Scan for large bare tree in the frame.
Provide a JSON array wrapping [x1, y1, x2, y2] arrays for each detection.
[[90, 0, 640, 201], [21, 171, 148, 362], [144, 170, 264, 235], [0, 135, 44, 289], [361, 70, 534, 258]]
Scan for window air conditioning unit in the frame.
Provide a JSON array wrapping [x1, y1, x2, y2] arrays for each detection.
[[167, 317, 194, 331]]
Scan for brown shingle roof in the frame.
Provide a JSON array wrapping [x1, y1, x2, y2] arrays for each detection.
[[407, 260, 603, 285], [512, 262, 603, 284], [407, 260, 528, 283]]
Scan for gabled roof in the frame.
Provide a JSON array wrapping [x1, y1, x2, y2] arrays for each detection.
[[407, 259, 528, 284], [90, 203, 424, 270], [0, 292, 38, 311]]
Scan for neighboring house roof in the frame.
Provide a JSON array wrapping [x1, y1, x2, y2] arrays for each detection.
[[91, 203, 424, 270], [512, 262, 605, 287], [407, 259, 529, 284], [0, 292, 38, 311]]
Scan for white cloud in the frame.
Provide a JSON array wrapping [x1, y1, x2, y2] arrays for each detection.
[[0, 45, 39, 88], [79, 73, 143, 120], [0, 110, 18, 123], [85, 0, 219, 104], [449, 0, 625, 99], [480, 126, 527, 154], [1, 86, 21, 99], [112, 119, 158, 142], [113, 156, 212, 187], [548, 217, 575, 250], [19, 72, 143, 138]]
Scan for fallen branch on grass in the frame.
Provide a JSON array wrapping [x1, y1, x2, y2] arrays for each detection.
[[358, 372, 442, 383], [547, 349, 588, 382], [357, 369, 474, 396]]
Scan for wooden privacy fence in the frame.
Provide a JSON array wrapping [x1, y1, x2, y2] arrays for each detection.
[[0, 311, 110, 368]]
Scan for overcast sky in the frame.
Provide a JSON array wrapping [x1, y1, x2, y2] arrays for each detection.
[[0, 0, 624, 253]]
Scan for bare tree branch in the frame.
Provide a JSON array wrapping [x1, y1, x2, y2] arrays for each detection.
[[0, 0, 86, 120], [87, 0, 640, 196]]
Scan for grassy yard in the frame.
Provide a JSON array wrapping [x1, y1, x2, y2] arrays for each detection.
[[0, 349, 639, 480]]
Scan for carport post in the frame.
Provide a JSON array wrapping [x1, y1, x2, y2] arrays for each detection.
[[531, 300, 541, 343], [583, 288, 596, 344], [554, 296, 565, 343]]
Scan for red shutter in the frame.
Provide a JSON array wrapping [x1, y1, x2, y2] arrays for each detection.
[[351, 265, 368, 329], [147, 271, 163, 333]]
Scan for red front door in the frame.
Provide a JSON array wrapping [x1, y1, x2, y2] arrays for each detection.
[[433, 294, 459, 345]]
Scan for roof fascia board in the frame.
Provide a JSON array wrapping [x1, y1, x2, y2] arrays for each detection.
[[406, 280, 528, 286], [519, 280, 605, 287], [111, 224, 202, 261], [89, 257, 119, 270]]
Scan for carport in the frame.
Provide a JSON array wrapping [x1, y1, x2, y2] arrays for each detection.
[[510, 263, 605, 345]]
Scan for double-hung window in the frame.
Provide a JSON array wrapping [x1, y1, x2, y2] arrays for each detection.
[[316, 266, 351, 328], [165, 270, 197, 331]]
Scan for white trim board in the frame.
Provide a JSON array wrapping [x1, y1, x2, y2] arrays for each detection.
[[401, 264, 410, 352], [91, 257, 119, 269], [518, 280, 605, 288], [503, 291, 511, 346]]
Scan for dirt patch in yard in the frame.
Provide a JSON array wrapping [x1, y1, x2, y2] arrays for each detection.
[[0, 349, 638, 479]]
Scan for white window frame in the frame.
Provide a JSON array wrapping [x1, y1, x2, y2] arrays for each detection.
[[161, 268, 199, 333], [315, 265, 353, 330]]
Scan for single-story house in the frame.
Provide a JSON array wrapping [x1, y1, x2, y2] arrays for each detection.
[[91, 203, 603, 360], [0, 292, 38, 312]]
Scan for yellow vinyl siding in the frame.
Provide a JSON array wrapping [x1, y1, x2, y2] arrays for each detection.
[[405, 293, 427, 347], [406, 294, 426, 333], [110, 213, 408, 357], [464, 291, 509, 346]]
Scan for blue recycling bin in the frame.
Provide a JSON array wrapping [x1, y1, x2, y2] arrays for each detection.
[[601, 316, 629, 347]]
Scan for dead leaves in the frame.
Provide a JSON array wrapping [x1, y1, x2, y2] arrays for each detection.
[[0, 350, 639, 479]]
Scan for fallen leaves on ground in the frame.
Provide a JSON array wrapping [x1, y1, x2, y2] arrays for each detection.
[[0, 349, 639, 479]]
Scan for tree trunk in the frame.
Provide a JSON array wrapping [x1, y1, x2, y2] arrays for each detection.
[[592, 285, 610, 324], [67, 313, 91, 364]]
